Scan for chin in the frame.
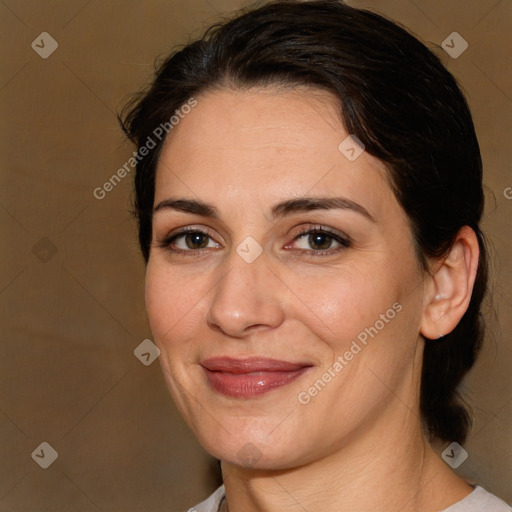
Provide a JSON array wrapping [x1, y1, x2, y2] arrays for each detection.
[[195, 422, 314, 471]]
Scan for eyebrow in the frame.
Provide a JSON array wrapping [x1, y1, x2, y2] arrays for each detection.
[[153, 196, 375, 223]]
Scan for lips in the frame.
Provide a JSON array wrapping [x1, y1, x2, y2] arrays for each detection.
[[201, 357, 312, 398]]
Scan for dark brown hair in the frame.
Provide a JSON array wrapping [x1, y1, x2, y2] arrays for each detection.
[[120, 0, 488, 444]]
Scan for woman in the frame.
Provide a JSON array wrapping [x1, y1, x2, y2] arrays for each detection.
[[120, 1, 511, 510]]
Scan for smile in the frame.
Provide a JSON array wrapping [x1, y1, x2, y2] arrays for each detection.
[[201, 357, 312, 398]]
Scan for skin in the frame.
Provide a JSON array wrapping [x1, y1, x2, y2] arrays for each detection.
[[145, 87, 479, 511]]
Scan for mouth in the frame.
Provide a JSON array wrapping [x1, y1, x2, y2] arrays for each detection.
[[201, 357, 313, 398]]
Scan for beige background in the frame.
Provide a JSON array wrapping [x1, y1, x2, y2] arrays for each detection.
[[1, 0, 511, 510]]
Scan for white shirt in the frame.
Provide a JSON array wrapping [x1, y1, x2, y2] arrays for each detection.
[[188, 485, 511, 512]]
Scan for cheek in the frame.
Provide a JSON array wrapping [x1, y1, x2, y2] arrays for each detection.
[[289, 261, 422, 383], [144, 262, 209, 417], [144, 261, 205, 351], [286, 266, 396, 349]]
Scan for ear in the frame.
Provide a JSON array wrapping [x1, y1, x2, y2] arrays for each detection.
[[420, 226, 480, 340]]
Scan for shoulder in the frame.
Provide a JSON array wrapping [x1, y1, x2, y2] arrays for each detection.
[[188, 486, 225, 512], [187, 485, 511, 512], [441, 486, 511, 512]]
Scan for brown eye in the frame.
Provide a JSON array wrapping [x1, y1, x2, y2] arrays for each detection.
[[308, 233, 335, 251], [184, 232, 210, 249], [158, 227, 220, 254], [288, 227, 351, 256]]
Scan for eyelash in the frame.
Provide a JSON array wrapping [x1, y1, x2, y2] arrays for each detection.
[[157, 225, 351, 258]]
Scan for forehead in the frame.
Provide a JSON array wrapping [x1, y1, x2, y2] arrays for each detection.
[[154, 87, 392, 211]]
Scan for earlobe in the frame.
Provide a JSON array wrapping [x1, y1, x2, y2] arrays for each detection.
[[420, 226, 480, 340]]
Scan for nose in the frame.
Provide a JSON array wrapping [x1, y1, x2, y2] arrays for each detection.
[[206, 253, 286, 338]]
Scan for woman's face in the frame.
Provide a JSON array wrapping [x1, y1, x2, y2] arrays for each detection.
[[146, 87, 429, 469]]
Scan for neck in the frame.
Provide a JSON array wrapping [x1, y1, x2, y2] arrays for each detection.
[[220, 404, 471, 512]]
